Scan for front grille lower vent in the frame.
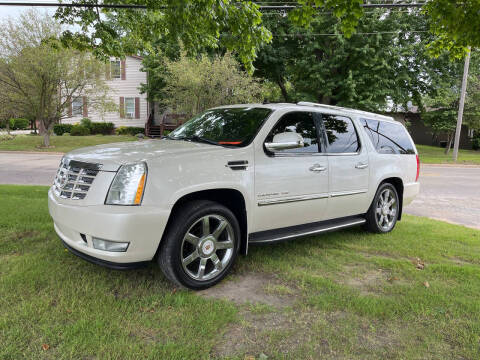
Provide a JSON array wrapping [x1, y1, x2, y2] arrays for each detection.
[[53, 159, 101, 200]]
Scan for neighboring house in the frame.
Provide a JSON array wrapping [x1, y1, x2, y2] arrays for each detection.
[[390, 106, 473, 149], [63, 55, 148, 128]]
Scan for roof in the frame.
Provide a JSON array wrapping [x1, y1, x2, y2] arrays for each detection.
[[214, 102, 395, 122]]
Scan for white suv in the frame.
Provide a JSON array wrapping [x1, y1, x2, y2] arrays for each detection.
[[48, 102, 420, 289]]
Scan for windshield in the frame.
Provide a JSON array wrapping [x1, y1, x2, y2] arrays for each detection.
[[168, 107, 272, 147]]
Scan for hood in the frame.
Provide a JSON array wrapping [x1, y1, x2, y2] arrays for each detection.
[[64, 139, 223, 171]]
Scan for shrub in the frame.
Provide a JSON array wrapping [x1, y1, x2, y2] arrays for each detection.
[[90, 122, 114, 135], [53, 124, 74, 136], [115, 126, 145, 136], [80, 118, 92, 129], [70, 124, 90, 136], [9, 118, 30, 130], [472, 137, 480, 151]]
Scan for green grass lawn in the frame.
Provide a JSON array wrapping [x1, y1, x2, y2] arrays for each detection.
[[1, 185, 480, 359], [0, 134, 136, 153], [417, 144, 480, 165]]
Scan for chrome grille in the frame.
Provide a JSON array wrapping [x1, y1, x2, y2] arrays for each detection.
[[53, 159, 101, 200]]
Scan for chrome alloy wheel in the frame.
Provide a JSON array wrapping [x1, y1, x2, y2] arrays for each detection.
[[375, 188, 398, 231], [180, 214, 235, 282]]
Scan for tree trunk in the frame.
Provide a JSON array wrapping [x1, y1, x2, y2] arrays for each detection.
[[276, 76, 289, 102], [445, 132, 454, 154], [5, 119, 10, 134], [43, 131, 50, 147]]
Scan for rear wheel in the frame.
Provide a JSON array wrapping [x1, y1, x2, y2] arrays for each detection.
[[365, 183, 399, 233], [158, 200, 240, 290]]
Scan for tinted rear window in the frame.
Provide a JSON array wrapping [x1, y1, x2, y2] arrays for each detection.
[[361, 118, 415, 154]]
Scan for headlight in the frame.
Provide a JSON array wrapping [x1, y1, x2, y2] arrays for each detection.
[[105, 162, 147, 205]]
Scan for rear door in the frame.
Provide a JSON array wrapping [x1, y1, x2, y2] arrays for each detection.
[[253, 111, 329, 232], [319, 114, 370, 219]]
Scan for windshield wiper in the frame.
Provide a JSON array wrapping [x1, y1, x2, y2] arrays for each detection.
[[170, 135, 220, 146]]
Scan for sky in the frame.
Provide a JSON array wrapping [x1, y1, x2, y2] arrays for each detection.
[[0, 0, 58, 20]]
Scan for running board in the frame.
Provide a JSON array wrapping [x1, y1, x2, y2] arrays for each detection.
[[248, 215, 366, 244]]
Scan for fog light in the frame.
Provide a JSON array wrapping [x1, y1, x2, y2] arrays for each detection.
[[92, 238, 129, 252]]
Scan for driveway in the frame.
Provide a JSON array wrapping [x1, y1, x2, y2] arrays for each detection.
[[0, 152, 479, 229], [0, 152, 62, 186], [404, 165, 480, 229]]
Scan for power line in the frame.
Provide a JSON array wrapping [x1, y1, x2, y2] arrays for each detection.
[[272, 30, 429, 37]]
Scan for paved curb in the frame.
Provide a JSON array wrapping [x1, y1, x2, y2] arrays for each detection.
[[421, 163, 480, 168], [0, 151, 65, 155]]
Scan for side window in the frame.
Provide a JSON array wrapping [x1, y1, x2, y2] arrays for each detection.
[[265, 112, 319, 153], [322, 115, 360, 153], [361, 119, 415, 154]]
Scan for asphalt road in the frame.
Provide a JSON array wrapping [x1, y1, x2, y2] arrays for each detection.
[[404, 165, 480, 229], [0, 152, 479, 229], [0, 152, 62, 186]]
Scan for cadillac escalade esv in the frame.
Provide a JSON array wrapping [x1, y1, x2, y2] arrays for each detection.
[[48, 102, 420, 289]]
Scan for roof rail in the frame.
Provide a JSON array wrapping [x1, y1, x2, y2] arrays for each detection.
[[296, 101, 393, 120], [297, 101, 346, 111]]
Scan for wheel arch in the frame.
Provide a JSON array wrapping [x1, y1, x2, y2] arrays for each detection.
[[157, 188, 249, 258], [378, 177, 404, 220]]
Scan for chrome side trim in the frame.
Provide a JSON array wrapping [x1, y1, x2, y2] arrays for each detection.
[[258, 193, 329, 206], [225, 160, 248, 170], [330, 189, 367, 198], [251, 219, 366, 243], [257, 190, 367, 206]]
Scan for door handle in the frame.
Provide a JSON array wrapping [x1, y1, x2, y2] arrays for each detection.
[[355, 162, 369, 169], [309, 164, 327, 172]]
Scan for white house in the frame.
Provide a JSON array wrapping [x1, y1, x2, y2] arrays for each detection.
[[63, 55, 148, 128]]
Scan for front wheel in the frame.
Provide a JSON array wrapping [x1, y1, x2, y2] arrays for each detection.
[[365, 183, 399, 233], [158, 200, 240, 290]]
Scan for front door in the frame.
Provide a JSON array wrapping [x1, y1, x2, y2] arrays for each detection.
[[253, 111, 329, 232], [320, 114, 370, 219]]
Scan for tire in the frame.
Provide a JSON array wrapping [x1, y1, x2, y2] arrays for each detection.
[[158, 200, 240, 290], [365, 182, 400, 233]]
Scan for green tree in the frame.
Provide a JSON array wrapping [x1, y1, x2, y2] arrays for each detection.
[[55, 0, 272, 72], [254, 7, 452, 111], [423, 0, 480, 57], [161, 52, 264, 117], [422, 52, 480, 153], [0, 11, 114, 147]]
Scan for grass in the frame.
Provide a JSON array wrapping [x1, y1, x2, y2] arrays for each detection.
[[417, 144, 480, 165], [1, 185, 480, 359], [0, 134, 136, 153]]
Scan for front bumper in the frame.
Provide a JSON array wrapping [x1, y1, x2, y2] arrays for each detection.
[[49, 187, 170, 264]]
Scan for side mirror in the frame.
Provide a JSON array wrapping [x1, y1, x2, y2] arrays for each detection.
[[265, 132, 304, 152]]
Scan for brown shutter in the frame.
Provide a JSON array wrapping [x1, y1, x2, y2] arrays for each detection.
[[135, 97, 140, 119], [105, 62, 111, 80], [82, 96, 88, 117], [121, 60, 126, 80], [119, 97, 125, 118], [67, 96, 72, 117]]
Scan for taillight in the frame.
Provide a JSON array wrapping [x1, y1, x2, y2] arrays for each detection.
[[415, 154, 420, 182]]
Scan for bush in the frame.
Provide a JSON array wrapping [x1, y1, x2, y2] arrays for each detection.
[[115, 126, 145, 136], [472, 137, 480, 151], [53, 124, 74, 136], [70, 124, 91, 136], [90, 122, 114, 135], [9, 118, 30, 130], [80, 118, 92, 129]]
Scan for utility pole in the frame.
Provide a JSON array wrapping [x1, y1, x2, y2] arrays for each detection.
[[452, 47, 471, 162]]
